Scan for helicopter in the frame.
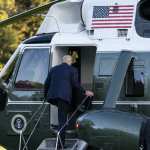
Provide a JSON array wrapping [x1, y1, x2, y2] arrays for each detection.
[[1, 0, 150, 149]]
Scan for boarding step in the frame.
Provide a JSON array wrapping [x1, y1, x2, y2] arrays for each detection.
[[37, 138, 88, 150]]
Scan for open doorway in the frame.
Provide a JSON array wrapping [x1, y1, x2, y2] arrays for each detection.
[[52, 46, 96, 89], [50, 46, 96, 127]]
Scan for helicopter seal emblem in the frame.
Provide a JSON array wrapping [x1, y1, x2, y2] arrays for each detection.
[[11, 114, 27, 134]]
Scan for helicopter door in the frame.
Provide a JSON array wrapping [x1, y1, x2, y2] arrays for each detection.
[[6, 47, 51, 142], [50, 46, 96, 128]]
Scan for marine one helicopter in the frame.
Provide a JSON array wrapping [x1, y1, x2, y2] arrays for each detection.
[[1, 0, 150, 149]]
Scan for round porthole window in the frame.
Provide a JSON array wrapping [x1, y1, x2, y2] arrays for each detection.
[[11, 114, 27, 134]]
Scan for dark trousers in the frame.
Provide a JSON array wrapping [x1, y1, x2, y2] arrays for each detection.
[[57, 99, 70, 147]]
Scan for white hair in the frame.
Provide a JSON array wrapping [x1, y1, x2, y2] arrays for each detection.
[[63, 55, 72, 64]]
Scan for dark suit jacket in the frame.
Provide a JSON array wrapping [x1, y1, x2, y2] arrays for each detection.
[[44, 63, 84, 104]]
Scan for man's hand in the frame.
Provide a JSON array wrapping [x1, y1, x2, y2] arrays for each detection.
[[85, 90, 94, 97]]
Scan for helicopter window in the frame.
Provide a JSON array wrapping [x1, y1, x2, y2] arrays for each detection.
[[99, 58, 117, 76], [125, 60, 144, 97], [15, 48, 49, 89], [93, 53, 120, 100]]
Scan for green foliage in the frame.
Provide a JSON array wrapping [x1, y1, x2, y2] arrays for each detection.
[[33, 0, 50, 5], [15, 0, 49, 13], [0, 10, 8, 20], [0, 0, 16, 11], [0, 0, 50, 67], [0, 25, 22, 63]]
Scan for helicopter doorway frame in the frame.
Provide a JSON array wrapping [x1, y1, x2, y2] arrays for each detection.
[[50, 45, 97, 127]]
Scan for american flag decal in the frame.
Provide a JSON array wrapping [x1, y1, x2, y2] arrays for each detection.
[[92, 5, 134, 29]]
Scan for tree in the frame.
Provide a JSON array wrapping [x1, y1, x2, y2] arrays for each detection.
[[0, 0, 50, 67]]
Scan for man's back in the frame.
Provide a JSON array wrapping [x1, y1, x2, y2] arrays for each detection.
[[44, 63, 78, 104]]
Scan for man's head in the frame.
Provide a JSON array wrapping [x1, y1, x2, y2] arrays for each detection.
[[63, 55, 73, 65]]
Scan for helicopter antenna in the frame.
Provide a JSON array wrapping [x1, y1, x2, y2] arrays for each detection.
[[0, 0, 61, 27]]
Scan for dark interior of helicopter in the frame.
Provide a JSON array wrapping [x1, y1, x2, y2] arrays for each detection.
[[52, 46, 96, 90]]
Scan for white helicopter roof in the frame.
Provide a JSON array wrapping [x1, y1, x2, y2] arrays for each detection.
[[33, 0, 150, 52], [38, 0, 138, 39]]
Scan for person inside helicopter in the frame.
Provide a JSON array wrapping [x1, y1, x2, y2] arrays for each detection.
[[68, 48, 93, 113]]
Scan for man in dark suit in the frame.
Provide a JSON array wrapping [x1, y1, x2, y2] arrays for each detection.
[[44, 55, 93, 148]]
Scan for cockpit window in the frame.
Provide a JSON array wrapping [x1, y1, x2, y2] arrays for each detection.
[[15, 48, 49, 89]]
